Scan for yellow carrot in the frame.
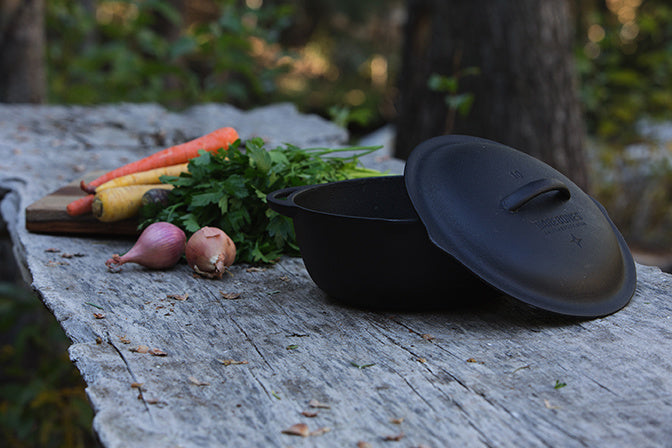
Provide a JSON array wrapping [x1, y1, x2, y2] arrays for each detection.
[[95, 163, 189, 192], [92, 184, 173, 222]]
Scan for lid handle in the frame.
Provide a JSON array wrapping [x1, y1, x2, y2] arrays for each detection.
[[501, 178, 570, 212]]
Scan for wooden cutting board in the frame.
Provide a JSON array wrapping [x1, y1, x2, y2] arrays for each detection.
[[25, 175, 139, 236]]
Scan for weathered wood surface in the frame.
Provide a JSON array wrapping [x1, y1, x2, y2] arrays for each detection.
[[2, 104, 672, 448]]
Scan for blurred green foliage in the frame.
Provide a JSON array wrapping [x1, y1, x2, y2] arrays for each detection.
[[0, 281, 95, 447], [47, 0, 294, 107], [574, 1, 672, 251], [44, 0, 672, 143], [45, 0, 398, 135], [576, 0, 672, 142], [427, 67, 480, 133]]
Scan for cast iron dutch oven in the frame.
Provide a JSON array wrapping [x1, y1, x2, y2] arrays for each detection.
[[267, 135, 637, 317]]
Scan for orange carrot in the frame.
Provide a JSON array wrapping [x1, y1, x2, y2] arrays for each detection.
[[66, 194, 95, 216], [81, 127, 239, 193]]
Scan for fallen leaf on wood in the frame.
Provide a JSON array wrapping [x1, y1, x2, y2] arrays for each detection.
[[45, 248, 60, 253], [220, 291, 242, 300], [544, 399, 560, 410], [308, 399, 331, 409], [357, 442, 373, 448], [93, 313, 105, 319], [131, 345, 150, 354], [167, 293, 189, 301], [61, 252, 85, 258], [95, 337, 103, 344], [310, 427, 331, 436], [301, 410, 318, 418], [119, 336, 131, 344], [383, 432, 405, 441], [149, 348, 167, 357], [417, 357, 427, 363], [554, 380, 567, 389], [188, 376, 210, 386], [390, 417, 404, 424], [246, 267, 266, 272], [421, 334, 435, 341], [281, 423, 309, 437], [217, 359, 248, 366], [130, 382, 144, 390], [511, 364, 531, 374], [351, 361, 375, 369]]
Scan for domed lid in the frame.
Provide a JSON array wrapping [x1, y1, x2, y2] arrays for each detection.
[[404, 135, 636, 317]]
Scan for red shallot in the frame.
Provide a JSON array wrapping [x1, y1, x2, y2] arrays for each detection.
[[185, 226, 236, 278], [105, 222, 186, 270]]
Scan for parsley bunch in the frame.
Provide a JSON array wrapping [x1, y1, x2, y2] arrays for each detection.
[[141, 138, 382, 264]]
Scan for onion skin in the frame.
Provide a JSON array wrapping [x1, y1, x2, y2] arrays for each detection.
[[185, 227, 236, 278], [105, 222, 186, 270]]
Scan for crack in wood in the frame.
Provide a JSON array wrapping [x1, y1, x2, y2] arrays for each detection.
[[228, 315, 276, 374], [105, 331, 155, 423]]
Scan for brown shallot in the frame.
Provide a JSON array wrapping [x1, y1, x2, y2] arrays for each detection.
[[185, 226, 236, 278]]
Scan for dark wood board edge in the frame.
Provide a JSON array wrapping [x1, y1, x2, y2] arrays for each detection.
[[24, 173, 141, 237], [24, 217, 140, 236]]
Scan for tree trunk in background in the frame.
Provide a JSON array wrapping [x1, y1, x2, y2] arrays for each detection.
[[395, 0, 588, 190], [0, 0, 46, 103]]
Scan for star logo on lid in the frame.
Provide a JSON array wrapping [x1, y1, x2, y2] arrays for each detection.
[[570, 233, 583, 248]]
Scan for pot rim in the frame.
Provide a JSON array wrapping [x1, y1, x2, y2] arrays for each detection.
[[267, 176, 420, 223]]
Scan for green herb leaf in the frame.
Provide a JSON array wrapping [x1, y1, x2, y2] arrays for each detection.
[[350, 361, 375, 369], [554, 380, 567, 389], [140, 138, 383, 264], [85, 302, 104, 310]]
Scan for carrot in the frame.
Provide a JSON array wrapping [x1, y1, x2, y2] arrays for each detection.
[[92, 184, 173, 222], [66, 194, 95, 216], [81, 127, 238, 193], [95, 163, 189, 192]]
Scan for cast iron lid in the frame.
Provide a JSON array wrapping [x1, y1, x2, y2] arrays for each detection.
[[404, 135, 637, 317]]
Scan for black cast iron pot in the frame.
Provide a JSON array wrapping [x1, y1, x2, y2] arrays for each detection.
[[267, 135, 637, 317], [267, 176, 493, 309]]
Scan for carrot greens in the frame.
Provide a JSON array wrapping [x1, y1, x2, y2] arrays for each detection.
[[140, 137, 382, 264]]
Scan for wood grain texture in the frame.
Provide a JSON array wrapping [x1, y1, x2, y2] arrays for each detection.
[[2, 104, 671, 448]]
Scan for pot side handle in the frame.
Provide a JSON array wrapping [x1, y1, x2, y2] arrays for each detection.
[[266, 186, 305, 218]]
